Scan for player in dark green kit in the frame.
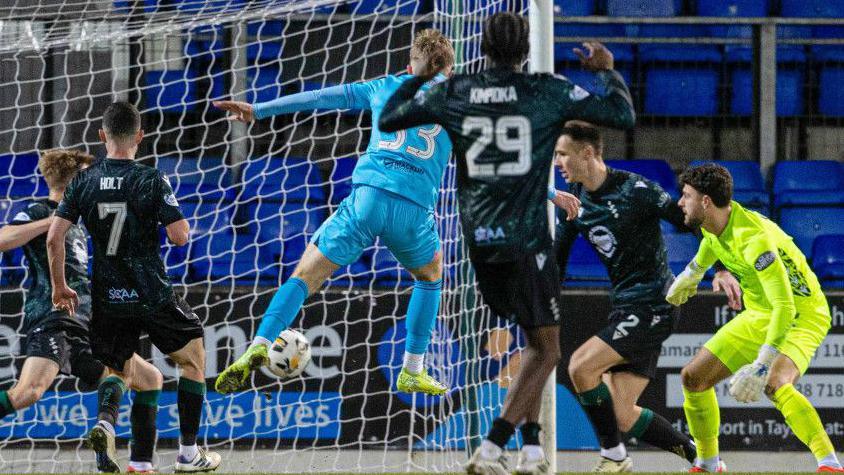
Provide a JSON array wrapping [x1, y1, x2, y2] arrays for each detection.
[[380, 12, 635, 475], [553, 123, 741, 472], [47, 103, 220, 473], [0, 149, 163, 473]]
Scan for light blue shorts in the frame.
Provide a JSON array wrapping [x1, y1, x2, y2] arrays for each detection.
[[311, 185, 440, 270]]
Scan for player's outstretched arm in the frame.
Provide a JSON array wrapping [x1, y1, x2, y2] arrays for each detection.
[[0, 217, 52, 252], [214, 81, 381, 122], [46, 216, 78, 316], [568, 42, 636, 130], [378, 76, 439, 132]]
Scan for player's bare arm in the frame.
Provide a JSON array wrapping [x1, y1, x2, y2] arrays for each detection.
[[213, 100, 254, 123], [46, 216, 77, 316], [0, 217, 53, 252]]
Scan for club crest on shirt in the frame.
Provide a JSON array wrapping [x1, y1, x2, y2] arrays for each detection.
[[588, 225, 617, 258], [754, 251, 776, 271]]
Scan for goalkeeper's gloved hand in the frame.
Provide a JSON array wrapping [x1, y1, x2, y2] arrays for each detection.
[[666, 261, 707, 306], [729, 344, 778, 403]]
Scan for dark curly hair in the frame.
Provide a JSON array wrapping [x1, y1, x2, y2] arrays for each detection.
[[481, 12, 530, 68], [679, 163, 733, 207]]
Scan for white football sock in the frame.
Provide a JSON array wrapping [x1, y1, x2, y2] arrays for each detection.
[[600, 442, 627, 462], [179, 444, 199, 460], [402, 353, 424, 375], [480, 439, 503, 460], [252, 336, 272, 348], [521, 444, 544, 461]]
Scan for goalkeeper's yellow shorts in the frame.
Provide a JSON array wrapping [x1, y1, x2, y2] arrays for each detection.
[[704, 301, 831, 375]]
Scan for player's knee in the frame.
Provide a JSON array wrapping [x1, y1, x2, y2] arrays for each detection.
[[15, 383, 47, 408], [680, 365, 708, 392]]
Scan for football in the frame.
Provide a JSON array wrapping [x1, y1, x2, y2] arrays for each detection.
[[267, 329, 312, 379]]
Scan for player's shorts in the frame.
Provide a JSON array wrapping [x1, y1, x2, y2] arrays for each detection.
[[312, 185, 439, 270], [704, 300, 831, 375], [597, 304, 679, 379], [91, 295, 204, 371], [23, 319, 104, 387], [472, 247, 563, 328]]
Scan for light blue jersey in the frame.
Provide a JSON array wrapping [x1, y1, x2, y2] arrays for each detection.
[[253, 74, 452, 210]]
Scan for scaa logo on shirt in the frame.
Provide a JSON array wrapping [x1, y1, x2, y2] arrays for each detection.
[[108, 288, 140, 302], [474, 226, 506, 243]]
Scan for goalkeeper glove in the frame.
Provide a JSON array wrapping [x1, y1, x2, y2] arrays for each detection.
[[666, 261, 707, 306], [729, 344, 778, 403]]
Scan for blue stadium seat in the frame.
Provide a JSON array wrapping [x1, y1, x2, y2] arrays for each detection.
[[812, 235, 844, 287], [606, 159, 679, 197], [371, 246, 413, 287], [664, 232, 699, 276], [563, 236, 609, 286], [554, 0, 595, 15], [644, 68, 719, 116], [144, 70, 197, 113], [607, 0, 679, 16], [696, 0, 769, 16], [246, 21, 285, 61], [329, 157, 356, 205], [353, 0, 423, 14], [812, 26, 844, 63], [690, 160, 769, 212], [112, 0, 157, 14], [0, 247, 25, 286], [554, 24, 634, 63], [780, 0, 844, 17], [773, 161, 844, 209], [241, 202, 325, 280], [241, 157, 326, 204], [157, 156, 231, 201], [184, 25, 225, 61], [189, 230, 279, 284], [717, 24, 807, 64], [630, 25, 722, 63], [246, 66, 283, 105], [0, 152, 48, 198], [779, 207, 844, 259], [819, 67, 844, 116], [174, 0, 245, 14], [729, 67, 804, 116]]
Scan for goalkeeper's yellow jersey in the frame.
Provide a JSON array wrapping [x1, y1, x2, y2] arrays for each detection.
[[694, 201, 828, 349]]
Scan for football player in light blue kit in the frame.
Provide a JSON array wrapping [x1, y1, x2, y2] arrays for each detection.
[[213, 29, 455, 395]]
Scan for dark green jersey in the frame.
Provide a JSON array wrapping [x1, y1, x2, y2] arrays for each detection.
[[9, 199, 91, 330], [55, 158, 185, 314], [379, 68, 635, 262], [557, 168, 688, 309]]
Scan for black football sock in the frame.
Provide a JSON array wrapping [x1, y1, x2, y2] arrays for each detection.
[[629, 408, 696, 464], [487, 417, 516, 449], [577, 383, 622, 452], [177, 378, 205, 447], [97, 376, 127, 427], [130, 390, 160, 463], [521, 422, 541, 446]]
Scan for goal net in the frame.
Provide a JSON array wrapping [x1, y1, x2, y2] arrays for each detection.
[[0, 0, 532, 472]]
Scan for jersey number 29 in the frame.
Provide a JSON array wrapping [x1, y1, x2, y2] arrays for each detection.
[[462, 115, 532, 178]]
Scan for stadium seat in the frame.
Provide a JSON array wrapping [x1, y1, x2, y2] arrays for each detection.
[[184, 25, 225, 61], [563, 236, 609, 286], [329, 157, 356, 205], [819, 67, 844, 116], [554, 24, 634, 64], [247, 21, 285, 61], [664, 232, 699, 276], [812, 235, 844, 287], [779, 207, 844, 259], [240, 157, 326, 204], [812, 26, 844, 63], [157, 156, 231, 201], [717, 24, 807, 64], [0, 247, 25, 286], [689, 160, 769, 212], [644, 67, 719, 116], [189, 229, 279, 284], [772, 161, 844, 209], [243, 201, 325, 243], [729, 67, 804, 116], [174, 0, 245, 14], [353, 0, 422, 15], [0, 152, 49, 198], [780, 0, 844, 17], [553, 0, 595, 16], [144, 69, 197, 113], [631, 25, 722, 63], [696, 0, 769, 16], [246, 65, 283, 105], [606, 159, 679, 197], [606, 0, 679, 16]]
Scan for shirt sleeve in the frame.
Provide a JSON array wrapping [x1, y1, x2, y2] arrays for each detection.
[[55, 177, 81, 223], [742, 240, 796, 349], [253, 79, 385, 119], [9, 202, 50, 225], [155, 172, 185, 226], [378, 76, 445, 132], [559, 70, 636, 130], [555, 216, 580, 280]]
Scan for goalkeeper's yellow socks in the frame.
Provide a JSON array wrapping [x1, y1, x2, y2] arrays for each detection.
[[0, 391, 14, 418], [772, 383, 841, 469], [683, 386, 720, 469]]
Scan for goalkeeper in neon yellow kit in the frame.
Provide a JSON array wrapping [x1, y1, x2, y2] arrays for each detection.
[[668, 164, 841, 473]]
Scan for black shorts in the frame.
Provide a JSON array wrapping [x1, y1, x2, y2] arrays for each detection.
[[23, 321, 104, 387], [91, 295, 204, 371], [597, 304, 678, 379], [472, 247, 563, 329]]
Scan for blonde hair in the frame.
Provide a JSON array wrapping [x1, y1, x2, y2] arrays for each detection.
[[38, 149, 94, 189], [410, 29, 455, 75]]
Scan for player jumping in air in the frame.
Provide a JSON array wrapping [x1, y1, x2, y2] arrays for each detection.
[[214, 29, 455, 396], [48, 103, 221, 473], [0, 149, 163, 473], [552, 123, 741, 472], [379, 13, 635, 475], [668, 163, 843, 473]]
